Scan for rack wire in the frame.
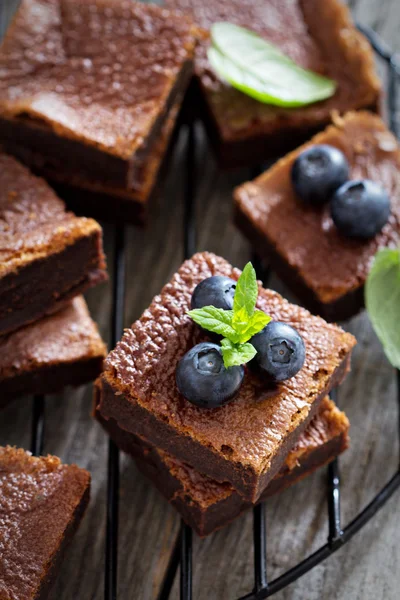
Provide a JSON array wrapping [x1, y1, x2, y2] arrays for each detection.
[[28, 24, 400, 600]]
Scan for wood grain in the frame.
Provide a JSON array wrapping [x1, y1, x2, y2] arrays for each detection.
[[0, 1, 399, 599]]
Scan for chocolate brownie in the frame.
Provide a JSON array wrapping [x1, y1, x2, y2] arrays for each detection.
[[0, 296, 106, 407], [96, 396, 349, 536], [165, 0, 381, 168], [49, 103, 182, 225], [234, 112, 400, 321], [97, 252, 355, 502], [0, 152, 107, 335], [0, 446, 90, 600], [0, 0, 197, 222]]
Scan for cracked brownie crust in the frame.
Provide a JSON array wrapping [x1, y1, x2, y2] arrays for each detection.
[[0, 447, 90, 600], [0, 0, 197, 160], [0, 0, 197, 214], [97, 252, 355, 501]]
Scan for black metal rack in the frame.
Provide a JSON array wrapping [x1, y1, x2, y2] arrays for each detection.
[[28, 25, 400, 600]]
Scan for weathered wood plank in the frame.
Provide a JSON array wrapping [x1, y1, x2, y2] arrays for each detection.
[[0, 1, 399, 599]]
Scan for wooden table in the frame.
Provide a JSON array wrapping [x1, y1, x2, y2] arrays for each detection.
[[1, 1, 399, 599]]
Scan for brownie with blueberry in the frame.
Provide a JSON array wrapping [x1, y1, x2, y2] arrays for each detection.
[[96, 396, 349, 536], [165, 0, 380, 168], [0, 0, 197, 224], [0, 296, 106, 408], [235, 111, 400, 321], [96, 252, 355, 502], [0, 153, 107, 336], [0, 446, 90, 599]]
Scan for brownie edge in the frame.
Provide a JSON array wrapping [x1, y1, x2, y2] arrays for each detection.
[[0, 152, 108, 335], [95, 397, 349, 536], [98, 353, 350, 502], [0, 296, 106, 405], [0, 227, 107, 335], [0, 447, 91, 600]]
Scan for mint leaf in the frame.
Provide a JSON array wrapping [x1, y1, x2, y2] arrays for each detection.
[[208, 23, 336, 108], [231, 306, 249, 336], [188, 307, 239, 343], [365, 248, 400, 369], [188, 261, 272, 361], [221, 338, 257, 368], [237, 310, 271, 344], [233, 262, 258, 320]]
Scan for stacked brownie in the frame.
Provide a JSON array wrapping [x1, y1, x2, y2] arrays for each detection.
[[0, 446, 90, 599], [96, 396, 349, 535], [0, 0, 198, 224], [96, 252, 355, 534], [165, 0, 381, 167], [0, 151, 107, 404]]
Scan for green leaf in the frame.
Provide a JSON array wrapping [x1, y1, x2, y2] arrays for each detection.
[[365, 248, 400, 369], [233, 262, 258, 320], [188, 307, 240, 343], [231, 306, 249, 336], [236, 310, 271, 344], [188, 261, 272, 357], [221, 338, 257, 368], [208, 23, 336, 108]]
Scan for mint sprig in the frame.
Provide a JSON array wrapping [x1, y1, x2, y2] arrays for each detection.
[[189, 307, 239, 343], [188, 262, 271, 367], [208, 23, 336, 108], [221, 339, 257, 368], [233, 261, 258, 318], [365, 248, 400, 369]]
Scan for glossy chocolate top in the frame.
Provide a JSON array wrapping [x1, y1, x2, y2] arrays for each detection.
[[0, 0, 196, 159], [235, 112, 400, 303], [0, 297, 106, 379], [0, 446, 90, 599], [165, 0, 380, 140], [0, 152, 101, 277], [158, 397, 349, 507], [102, 252, 355, 474]]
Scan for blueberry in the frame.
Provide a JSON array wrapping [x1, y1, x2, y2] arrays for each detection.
[[176, 342, 244, 408], [330, 179, 390, 239], [191, 276, 236, 310], [250, 321, 305, 382], [291, 144, 349, 205]]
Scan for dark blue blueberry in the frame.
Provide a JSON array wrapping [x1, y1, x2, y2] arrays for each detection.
[[176, 342, 244, 408], [330, 179, 390, 239], [191, 276, 236, 310], [250, 321, 305, 382], [291, 144, 349, 205]]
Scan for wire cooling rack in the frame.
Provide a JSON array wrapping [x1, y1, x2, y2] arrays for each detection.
[[26, 25, 400, 600]]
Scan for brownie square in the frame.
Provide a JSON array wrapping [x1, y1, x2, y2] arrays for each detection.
[[97, 252, 355, 502], [96, 396, 349, 536], [0, 446, 90, 600], [0, 0, 197, 222], [0, 152, 107, 335], [165, 0, 381, 168], [0, 296, 106, 406], [234, 111, 400, 321]]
